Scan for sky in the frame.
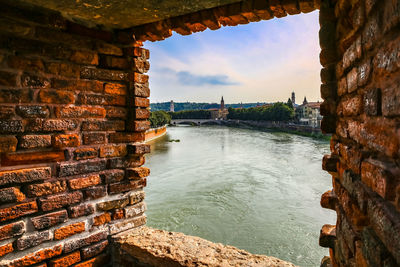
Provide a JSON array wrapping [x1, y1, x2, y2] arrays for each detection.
[[144, 10, 321, 104]]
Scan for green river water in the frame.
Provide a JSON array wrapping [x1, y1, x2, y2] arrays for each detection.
[[144, 126, 336, 266]]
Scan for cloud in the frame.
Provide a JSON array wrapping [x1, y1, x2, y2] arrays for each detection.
[[176, 71, 239, 86]]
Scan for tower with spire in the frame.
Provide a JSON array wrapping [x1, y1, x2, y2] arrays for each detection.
[[291, 91, 295, 106], [220, 96, 225, 110], [303, 96, 308, 105], [169, 100, 174, 112]]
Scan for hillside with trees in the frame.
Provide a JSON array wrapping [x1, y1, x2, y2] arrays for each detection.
[[227, 102, 294, 122]]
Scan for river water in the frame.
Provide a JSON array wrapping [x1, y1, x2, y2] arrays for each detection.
[[144, 126, 336, 266]]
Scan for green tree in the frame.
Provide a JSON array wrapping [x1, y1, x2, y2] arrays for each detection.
[[149, 111, 171, 128]]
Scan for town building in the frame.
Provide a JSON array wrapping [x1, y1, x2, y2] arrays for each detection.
[[169, 100, 175, 112], [295, 97, 322, 128], [209, 96, 229, 120]]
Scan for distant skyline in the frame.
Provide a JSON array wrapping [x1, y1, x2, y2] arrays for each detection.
[[144, 11, 321, 104]]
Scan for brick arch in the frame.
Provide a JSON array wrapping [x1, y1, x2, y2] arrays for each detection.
[[125, 0, 321, 42]]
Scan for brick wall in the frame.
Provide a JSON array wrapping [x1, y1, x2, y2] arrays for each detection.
[[319, 0, 400, 266], [0, 3, 150, 266]]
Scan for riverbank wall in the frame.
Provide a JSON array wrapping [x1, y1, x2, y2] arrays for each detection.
[[224, 120, 329, 139], [145, 125, 167, 142]]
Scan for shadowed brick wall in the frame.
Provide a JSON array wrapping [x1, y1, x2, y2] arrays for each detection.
[[0, 0, 399, 266], [0, 3, 150, 266], [319, 0, 400, 266]]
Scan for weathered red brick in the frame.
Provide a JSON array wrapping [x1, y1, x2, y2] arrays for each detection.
[[55, 106, 106, 118], [38, 89, 75, 104], [84, 185, 107, 200], [132, 58, 150, 73], [0, 201, 38, 222], [373, 35, 400, 76], [0, 89, 32, 103], [337, 94, 363, 117], [0, 70, 18, 86], [80, 67, 129, 81], [0, 167, 51, 185], [52, 79, 103, 92], [70, 50, 99, 65], [68, 174, 101, 190], [47, 62, 80, 78], [112, 209, 125, 220], [53, 133, 80, 148], [97, 197, 129, 211], [0, 187, 26, 204], [107, 155, 146, 169], [133, 108, 150, 119], [92, 213, 111, 227], [0, 135, 18, 153], [18, 135, 51, 149], [382, 84, 400, 116], [0, 221, 25, 241], [49, 251, 81, 267], [100, 56, 129, 69], [0, 89, 32, 104], [126, 167, 150, 179], [15, 230, 51, 251], [59, 159, 106, 177], [105, 106, 127, 119], [109, 132, 145, 143], [1, 151, 65, 166], [109, 215, 146, 234], [361, 158, 400, 200], [124, 47, 149, 58], [26, 181, 67, 197], [109, 178, 146, 194], [81, 119, 125, 131], [8, 55, 45, 72], [81, 240, 108, 260], [129, 191, 145, 205], [78, 92, 126, 106], [16, 105, 49, 118], [83, 132, 106, 145], [0, 119, 24, 133], [127, 144, 150, 155], [104, 82, 127, 95], [133, 73, 149, 84], [21, 73, 50, 88], [0, 243, 13, 257], [31, 210, 68, 230], [134, 97, 150, 107], [42, 119, 79, 132], [320, 190, 338, 210], [68, 203, 94, 218], [0, 106, 15, 119], [39, 191, 83, 211], [6, 244, 62, 266], [125, 202, 146, 218], [99, 144, 127, 158], [100, 169, 125, 184], [54, 222, 85, 240], [95, 42, 123, 56], [133, 82, 150, 97], [64, 231, 107, 253], [319, 224, 336, 248], [74, 147, 98, 160]]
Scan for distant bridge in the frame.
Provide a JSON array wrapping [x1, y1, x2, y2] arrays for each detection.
[[171, 119, 225, 126]]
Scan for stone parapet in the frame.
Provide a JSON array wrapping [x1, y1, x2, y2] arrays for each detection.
[[113, 226, 297, 267]]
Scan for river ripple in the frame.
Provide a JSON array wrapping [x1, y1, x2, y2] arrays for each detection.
[[145, 126, 336, 266]]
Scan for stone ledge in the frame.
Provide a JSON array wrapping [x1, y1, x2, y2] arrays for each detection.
[[113, 226, 297, 267]]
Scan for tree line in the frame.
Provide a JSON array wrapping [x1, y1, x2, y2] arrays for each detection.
[[227, 102, 294, 121], [149, 111, 171, 128], [170, 110, 211, 119]]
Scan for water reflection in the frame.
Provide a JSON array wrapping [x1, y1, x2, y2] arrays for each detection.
[[145, 126, 336, 267]]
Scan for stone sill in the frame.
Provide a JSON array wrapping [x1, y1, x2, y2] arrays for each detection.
[[112, 226, 297, 267]]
